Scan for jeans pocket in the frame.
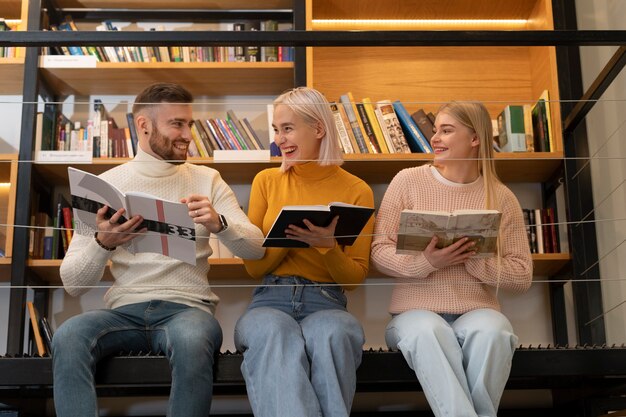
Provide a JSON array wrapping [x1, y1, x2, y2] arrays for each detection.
[[319, 286, 347, 307]]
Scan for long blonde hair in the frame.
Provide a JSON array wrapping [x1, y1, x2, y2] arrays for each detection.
[[273, 87, 343, 172], [437, 101, 502, 210], [438, 101, 504, 291]]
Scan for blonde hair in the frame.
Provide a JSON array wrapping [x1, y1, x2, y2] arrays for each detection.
[[437, 101, 501, 210], [438, 101, 504, 291], [273, 87, 343, 172]]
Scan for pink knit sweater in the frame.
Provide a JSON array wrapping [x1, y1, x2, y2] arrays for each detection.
[[371, 165, 532, 314]]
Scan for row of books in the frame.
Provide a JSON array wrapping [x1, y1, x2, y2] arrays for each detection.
[[329, 93, 434, 155], [44, 16, 295, 63], [35, 101, 266, 160], [495, 90, 554, 153], [30, 193, 74, 260], [523, 207, 565, 254], [0, 18, 21, 58], [27, 301, 54, 357]]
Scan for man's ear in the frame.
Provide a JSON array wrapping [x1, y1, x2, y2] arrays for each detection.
[[135, 114, 151, 135]]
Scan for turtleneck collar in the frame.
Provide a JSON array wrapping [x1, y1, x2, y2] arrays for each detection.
[[289, 161, 340, 181], [130, 145, 181, 178]]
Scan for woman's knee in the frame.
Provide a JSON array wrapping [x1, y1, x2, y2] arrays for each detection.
[[385, 310, 451, 349], [234, 307, 298, 351]]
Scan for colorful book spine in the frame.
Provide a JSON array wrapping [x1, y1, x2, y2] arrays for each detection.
[[392, 101, 433, 153]]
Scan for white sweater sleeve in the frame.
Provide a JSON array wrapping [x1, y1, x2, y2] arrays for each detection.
[[59, 231, 113, 297], [209, 172, 265, 260]]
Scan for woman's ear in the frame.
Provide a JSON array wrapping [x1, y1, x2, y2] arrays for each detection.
[[471, 134, 481, 148], [315, 121, 325, 140]]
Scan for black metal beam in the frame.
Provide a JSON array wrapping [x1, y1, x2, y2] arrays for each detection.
[[6, 0, 43, 355], [50, 9, 293, 22], [1, 30, 625, 47], [553, 0, 606, 345], [292, 0, 306, 87], [563, 45, 626, 134]]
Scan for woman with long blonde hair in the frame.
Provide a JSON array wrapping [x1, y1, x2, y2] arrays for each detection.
[[371, 101, 532, 417]]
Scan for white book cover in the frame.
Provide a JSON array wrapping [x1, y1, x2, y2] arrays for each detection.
[[68, 167, 196, 264]]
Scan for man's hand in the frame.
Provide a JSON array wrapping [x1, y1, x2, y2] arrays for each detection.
[[96, 205, 146, 248], [182, 194, 223, 233]]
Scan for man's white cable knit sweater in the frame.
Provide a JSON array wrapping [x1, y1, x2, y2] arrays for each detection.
[[60, 148, 264, 314]]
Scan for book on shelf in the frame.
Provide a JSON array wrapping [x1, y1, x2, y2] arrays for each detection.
[[26, 302, 47, 356], [410, 109, 435, 142], [375, 100, 411, 154], [40, 316, 55, 354], [396, 209, 502, 257], [392, 101, 433, 154], [362, 97, 390, 153], [329, 101, 355, 154], [244, 22, 261, 62], [68, 167, 197, 265], [531, 90, 553, 152], [263, 202, 375, 248], [497, 105, 526, 152], [339, 93, 369, 154], [354, 98, 382, 153]]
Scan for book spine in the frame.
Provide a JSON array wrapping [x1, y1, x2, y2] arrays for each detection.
[[339, 94, 369, 153], [329, 102, 355, 154], [392, 101, 433, 153], [362, 98, 389, 153]]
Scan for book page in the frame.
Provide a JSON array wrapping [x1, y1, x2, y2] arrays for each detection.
[[450, 211, 501, 257], [125, 192, 196, 265], [68, 167, 126, 236], [397, 211, 451, 254]]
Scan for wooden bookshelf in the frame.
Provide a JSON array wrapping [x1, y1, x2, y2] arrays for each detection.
[[32, 151, 563, 186], [40, 62, 294, 97], [0, 58, 25, 95], [0, 0, 23, 19], [308, 0, 562, 154], [26, 253, 569, 284]]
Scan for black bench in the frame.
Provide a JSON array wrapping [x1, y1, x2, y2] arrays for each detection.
[[1, 346, 626, 416]]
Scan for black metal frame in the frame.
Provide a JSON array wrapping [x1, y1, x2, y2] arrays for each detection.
[[1, 0, 624, 353]]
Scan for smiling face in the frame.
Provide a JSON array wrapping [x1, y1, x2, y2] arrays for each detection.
[[272, 104, 324, 170], [138, 103, 194, 164], [431, 111, 480, 165]]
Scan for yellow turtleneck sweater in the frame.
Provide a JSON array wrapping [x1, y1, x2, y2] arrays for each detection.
[[244, 162, 375, 288]]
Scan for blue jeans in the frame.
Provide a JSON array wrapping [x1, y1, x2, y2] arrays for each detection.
[[52, 300, 223, 417], [234, 275, 365, 417], [385, 309, 517, 417]]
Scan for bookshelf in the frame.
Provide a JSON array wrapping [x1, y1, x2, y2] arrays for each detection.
[[3, 0, 588, 356], [26, 253, 571, 284], [0, 0, 26, 93]]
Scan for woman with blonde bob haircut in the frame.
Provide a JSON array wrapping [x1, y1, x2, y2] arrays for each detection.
[[234, 87, 375, 417], [274, 86, 344, 171], [371, 101, 532, 417]]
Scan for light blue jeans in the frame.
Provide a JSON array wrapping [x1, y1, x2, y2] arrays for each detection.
[[385, 309, 517, 417], [52, 300, 223, 417], [234, 275, 365, 417]]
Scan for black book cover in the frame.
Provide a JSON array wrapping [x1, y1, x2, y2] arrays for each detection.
[[263, 203, 374, 248]]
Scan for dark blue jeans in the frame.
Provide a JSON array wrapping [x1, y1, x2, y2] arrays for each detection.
[[52, 300, 222, 417]]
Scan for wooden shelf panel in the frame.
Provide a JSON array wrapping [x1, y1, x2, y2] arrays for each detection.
[[24, 253, 571, 284], [0, 0, 22, 19], [40, 62, 294, 97], [55, 0, 292, 9], [32, 152, 563, 185], [312, 0, 543, 21], [0, 58, 25, 94]]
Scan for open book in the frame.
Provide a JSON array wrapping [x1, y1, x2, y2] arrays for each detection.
[[396, 209, 502, 257], [263, 202, 374, 248], [68, 167, 196, 265]]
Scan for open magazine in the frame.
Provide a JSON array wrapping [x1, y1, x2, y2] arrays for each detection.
[[68, 167, 196, 265], [396, 209, 502, 257]]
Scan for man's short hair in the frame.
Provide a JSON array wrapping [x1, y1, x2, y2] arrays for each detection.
[[132, 83, 193, 116]]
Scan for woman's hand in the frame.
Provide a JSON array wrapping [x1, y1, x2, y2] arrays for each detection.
[[285, 216, 339, 248], [422, 236, 475, 269]]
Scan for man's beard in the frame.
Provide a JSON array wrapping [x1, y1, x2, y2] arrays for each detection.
[[149, 130, 187, 165]]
